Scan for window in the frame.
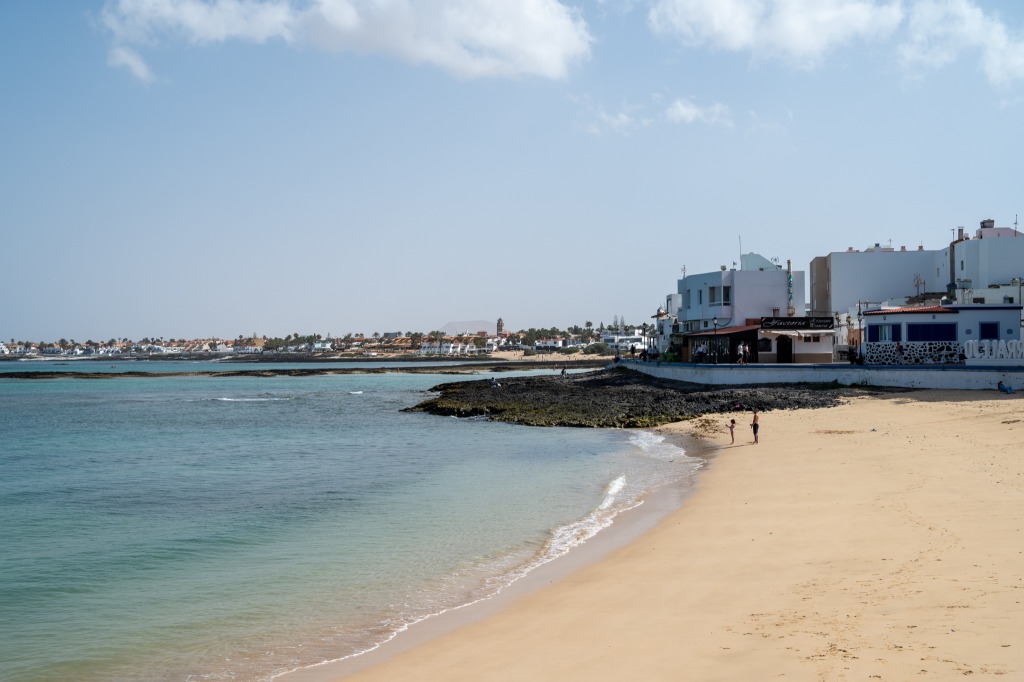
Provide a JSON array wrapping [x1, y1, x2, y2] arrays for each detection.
[[709, 286, 718, 304], [906, 323, 956, 342], [979, 322, 999, 340], [867, 324, 901, 342], [723, 286, 731, 304], [698, 289, 703, 305], [685, 289, 691, 308]]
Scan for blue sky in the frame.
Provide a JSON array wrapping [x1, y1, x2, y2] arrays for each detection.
[[2, 0, 1022, 342]]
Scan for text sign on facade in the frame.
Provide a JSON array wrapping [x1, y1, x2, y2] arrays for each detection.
[[760, 317, 835, 330]]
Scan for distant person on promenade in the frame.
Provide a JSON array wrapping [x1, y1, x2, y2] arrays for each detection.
[[751, 409, 759, 444], [728, 419, 736, 444], [997, 380, 1014, 394]]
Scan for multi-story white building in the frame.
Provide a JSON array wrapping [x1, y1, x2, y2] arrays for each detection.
[[656, 253, 831, 362], [809, 242, 938, 318], [675, 253, 802, 331], [944, 220, 1024, 304], [811, 219, 1024, 319]]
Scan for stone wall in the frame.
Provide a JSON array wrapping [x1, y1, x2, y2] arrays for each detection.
[[864, 341, 963, 366], [625, 358, 1024, 390]]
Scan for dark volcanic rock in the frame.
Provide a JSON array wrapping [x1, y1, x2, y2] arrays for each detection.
[[404, 366, 901, 428]]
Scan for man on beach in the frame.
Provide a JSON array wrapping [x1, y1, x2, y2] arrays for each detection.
[[751, 409, 759, 444]]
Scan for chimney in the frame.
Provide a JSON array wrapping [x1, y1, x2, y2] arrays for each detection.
[[957, 226, 964, 240]]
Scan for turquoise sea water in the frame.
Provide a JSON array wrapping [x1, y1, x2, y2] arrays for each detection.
[[0, 366, 701, 681]]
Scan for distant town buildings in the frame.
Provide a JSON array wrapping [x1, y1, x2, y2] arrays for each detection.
[[7, 218, 1020, 368]]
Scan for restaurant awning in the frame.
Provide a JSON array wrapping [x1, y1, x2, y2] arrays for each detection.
[[760, 329, 836, 338], [685, 324, 761, 337]]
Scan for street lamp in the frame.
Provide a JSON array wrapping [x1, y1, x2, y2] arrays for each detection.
[[1013, 278, 1022, 328], [712, 316, 720, 364], [856, 303, 864, 364]]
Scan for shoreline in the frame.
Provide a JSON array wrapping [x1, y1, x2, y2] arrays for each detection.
[[288, 389, 1024, 681], [276, 427, 711, 682], [0, 358, 609, 380]]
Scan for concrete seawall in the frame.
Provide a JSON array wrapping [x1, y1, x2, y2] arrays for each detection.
[[623, 359, 1024, 390]]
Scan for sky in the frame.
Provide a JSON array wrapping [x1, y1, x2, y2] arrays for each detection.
[[2, 0, 1023, 343]]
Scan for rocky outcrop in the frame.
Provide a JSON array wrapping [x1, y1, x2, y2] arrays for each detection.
[[405, 366, 906, 428]]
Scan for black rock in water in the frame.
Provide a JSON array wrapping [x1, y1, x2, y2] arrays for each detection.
[[404, 366, 901, 428]]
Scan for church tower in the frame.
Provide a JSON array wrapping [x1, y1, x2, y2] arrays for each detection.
[[496, 317, 505, 335]]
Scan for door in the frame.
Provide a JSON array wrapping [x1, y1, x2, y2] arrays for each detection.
[[776, 335, 793, 363]]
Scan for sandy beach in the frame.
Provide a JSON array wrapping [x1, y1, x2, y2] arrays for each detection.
[[288, 389, 1024, 681]]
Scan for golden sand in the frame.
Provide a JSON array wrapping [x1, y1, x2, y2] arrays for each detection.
[[287, 390, 1024, 681]]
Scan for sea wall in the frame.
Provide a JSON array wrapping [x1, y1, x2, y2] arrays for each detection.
[[624, 359, 1024, 390]]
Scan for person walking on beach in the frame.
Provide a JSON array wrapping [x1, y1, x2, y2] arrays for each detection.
[[728, 419, 736, 444], [751, 409, 759, 444]]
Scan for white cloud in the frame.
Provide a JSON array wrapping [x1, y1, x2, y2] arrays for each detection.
[[107, 45, 155, 83], [103, 0, 592, 82], [598, 108, 636, 132], [648, 0, 1024, 87], [665, 98, 733, 126], [901, 0, 1024, 87], [649, 0, 904, 66]]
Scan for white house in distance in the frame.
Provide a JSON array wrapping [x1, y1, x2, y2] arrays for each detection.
[[656, 253, 833, 363]]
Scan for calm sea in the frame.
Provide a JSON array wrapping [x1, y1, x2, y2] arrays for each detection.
[[0, 363, 702, 681]]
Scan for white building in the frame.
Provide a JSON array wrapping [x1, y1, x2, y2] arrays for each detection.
[[861, 303, 1022, 366], [809, 242, 939, 318], [944, 220, 1024, 304], [811, 220, 1024, 320], [657, 253, 824, 362]]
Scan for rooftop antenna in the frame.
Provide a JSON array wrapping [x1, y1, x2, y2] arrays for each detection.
[[1015, 214, 1019, 236]]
